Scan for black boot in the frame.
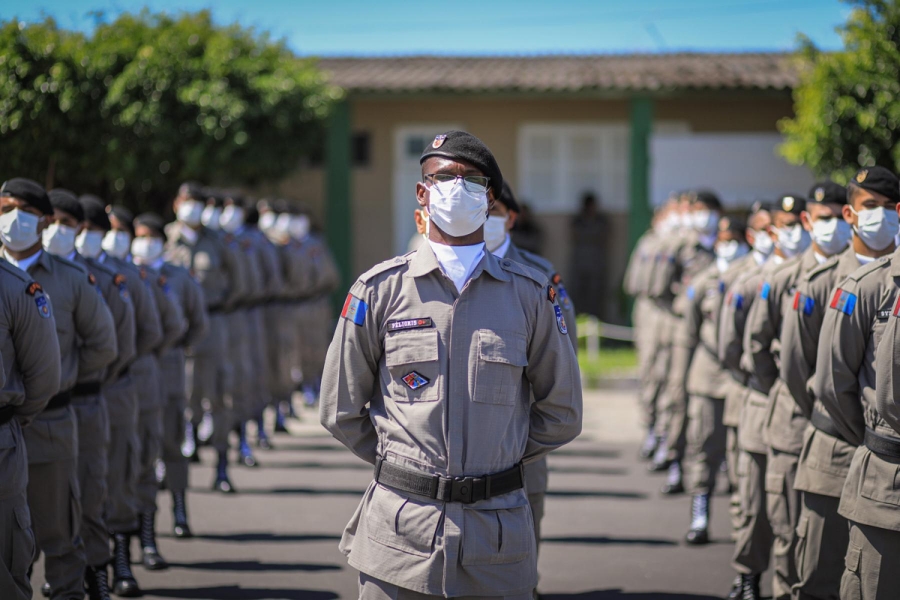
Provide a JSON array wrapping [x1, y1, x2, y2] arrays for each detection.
[[139, 512, 168, 570], [212, 450, 236, 493], [638, 428, 658, 460], [660, 460, 685, 495], [740, 573, 761, 600], [172, 490, 193, 539], [86, 564, 112, 600], [684, 493, 710, 545], [41, 583, 51, 597], [256, 413, 272, 450], [111, 533, 141, 597], [726, 575, 742, 600], [187, 421, 200, 463]]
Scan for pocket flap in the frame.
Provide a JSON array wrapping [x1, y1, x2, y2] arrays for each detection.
[[478, 330, 527, 367], [366, 484, 441, 557], [461, 505, 532, 565], [845, 544, 861, 573], [385, 329, 439, 367], [765, 471, 785, 494]]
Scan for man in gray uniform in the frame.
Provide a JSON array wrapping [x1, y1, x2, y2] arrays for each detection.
[[0, 178, 117, 600], [0, 253, 61, 600], [45, 189, 137, 599], [132, 213, 208, 538], [321, 130, 582, 599]]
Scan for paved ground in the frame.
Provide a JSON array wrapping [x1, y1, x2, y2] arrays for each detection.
[[33, 385, 756, 600]]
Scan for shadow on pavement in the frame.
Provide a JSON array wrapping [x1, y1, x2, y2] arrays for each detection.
[[159, 532, 341, 543], [169, 560, 341, 572], [542, 535, 675, 546], [542, 591, 721, 600], [141, 586, 339, 599], [546, 490, 646, 499]]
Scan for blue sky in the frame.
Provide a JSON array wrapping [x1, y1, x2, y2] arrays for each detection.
[[4, 0, 848, 56]]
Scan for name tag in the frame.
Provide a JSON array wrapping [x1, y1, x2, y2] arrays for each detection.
[[877, 310, 891, 321], [388, 317, 433, 332]]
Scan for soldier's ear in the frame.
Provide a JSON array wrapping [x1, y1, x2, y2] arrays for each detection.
[[415, 182, 428, 208]]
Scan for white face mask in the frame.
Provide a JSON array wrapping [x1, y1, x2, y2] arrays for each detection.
[[483, 215, 508, 252], [176, 200, 204, 227], [811, 217, 852, 255], [426, 179, 488, 238], [76, 230, 104, 259], [131, 236, 164, 264], [691, 210, 719, 235], [750, 228, 774, 256], [42, 222, 77, 257], [220, 205, 245, 233], [274, 213, 292, 236], [851, 206, 900, 251], [715, 240, 748, 262], [776, 223, 811, 258], [0, 209, 41, 252], [259, 211, 277, 232], [290, 215, 310, 240], [102, 230, 132, 259], [201, 206, 222, 230]]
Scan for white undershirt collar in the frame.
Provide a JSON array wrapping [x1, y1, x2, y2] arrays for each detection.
[[427, 240, 485, 294], [3, 248, 42, 273], [491, 234, 512, 259]]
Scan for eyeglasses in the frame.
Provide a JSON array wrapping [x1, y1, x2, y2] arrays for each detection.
[[425, 173, 489, 193]]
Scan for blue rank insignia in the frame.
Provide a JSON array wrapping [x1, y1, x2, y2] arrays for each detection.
[[792, 292, 815, 316], [341, 293, 367, 326], [402, 371, 429, 390], [829, 288, 856, 315], [686, 286, 695, 301], [35, 295, 51, 319], [718, 280, 726, 294], [554, 305, 568, 335], [760, 282, 771, 300]]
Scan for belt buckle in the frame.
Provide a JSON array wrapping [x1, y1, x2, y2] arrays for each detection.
[[450, 476, 476, 503]]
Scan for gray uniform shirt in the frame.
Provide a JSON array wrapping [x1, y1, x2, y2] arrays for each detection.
[[320, 243, 582, 596]]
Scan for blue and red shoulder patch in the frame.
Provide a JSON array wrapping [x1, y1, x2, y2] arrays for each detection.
[[793, 291, 815, 316], [829, 288, 857, 315], [759, 282, 771, 301], [341, 293, 368, 326]]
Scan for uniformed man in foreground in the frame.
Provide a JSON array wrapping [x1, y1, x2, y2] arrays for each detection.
[[814, 166, 900, 599], [780, 176, 888, 600], [321, 130, 582, 599]]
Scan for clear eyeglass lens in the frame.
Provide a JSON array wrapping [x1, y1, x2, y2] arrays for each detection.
[[428, 174, 489, 193]]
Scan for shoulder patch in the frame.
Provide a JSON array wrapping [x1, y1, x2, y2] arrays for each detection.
[[499, 258, 548, 287], [357, 255, 410, 284], [26, 282, 43, 296], [340, 293, 367, 326], [554, 305, 568, 335], [113, 273, 126, 286], [548, 285, 557, 303], [34, 295, 51, 318], [829, 288, 857, 315], [793, 291, 815, 316]]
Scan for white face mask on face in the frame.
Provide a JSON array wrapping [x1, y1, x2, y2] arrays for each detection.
[[131, 236, 164, 264], [220, 205, 245, 234], [176, 200, 204, 227], [0, 208, 41, 252], [76, 230, 104, 259], [811, 217, 852, 255], [102, 230, 132, 259], [259, 211, 277, 232], [201, 206, 222, 230], [776, 223, 812, 258], [290, 215, 310, 240], [426, 179, 488, 239], [483, 215, 508, 252], [751, 228, 774, 256], [715, 240, 749, 272], [692, 210, 719, 235], [851, 206, 900, 251], [42, 222, 77, 257]]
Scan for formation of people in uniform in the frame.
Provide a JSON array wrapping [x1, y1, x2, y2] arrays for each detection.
[[0, 177, 339, 600], [625, 166, 900, 600]]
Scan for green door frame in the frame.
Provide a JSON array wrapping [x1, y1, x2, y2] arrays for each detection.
[[325, 99, 352, 309], [626, 96, 654, 321]]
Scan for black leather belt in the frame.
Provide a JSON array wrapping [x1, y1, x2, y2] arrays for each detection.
[[374, 457, 524, 504], [810, 410, 844, 441], [864, 428, 900, 459], [44, 390, 72, 411], [72, 382, 102, 397], [0, 405, 14, 425]]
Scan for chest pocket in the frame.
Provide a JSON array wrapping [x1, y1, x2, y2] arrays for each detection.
[[384, 329, 440, 403], [473, 330, 528, 406]]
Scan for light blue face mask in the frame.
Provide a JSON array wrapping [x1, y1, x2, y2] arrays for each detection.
[[776, 224, 811, 258]]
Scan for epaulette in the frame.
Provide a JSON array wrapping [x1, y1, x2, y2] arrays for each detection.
[[357, 252, 413, 284], [88, 258, 117, 278], [499, 257, 548, 287], [805, 254, 840, 282], [516, 248, 555, 280], [51, 253, 89, 276], [847, 255, 891, 283]]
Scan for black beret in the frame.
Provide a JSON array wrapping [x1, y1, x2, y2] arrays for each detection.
[[419, 130, 503, 199], [749, 200, 774, 215], [203, 187, 225, 207], [178, 181, 206, 202], [0, 177, 52, 215], [691, 190, 722, 212], [107, 205, 135, 236], [48, 189, 85, 222], [244, 206, 260, 225], [223, 190, 245, 207], [497, 182, 521, 213], [776, 194, 806, 215], [134, 212, 167, 241], [808, 181, 847, 205], [79, 195, 111, 230], [718, 216, 746, 239], [850, 166, 900, 203]]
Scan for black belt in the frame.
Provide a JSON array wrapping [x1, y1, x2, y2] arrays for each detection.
[[72, 382, 102, 397], [864, 428, 900, 460], [374, 457, 524, 504], [0, 405, 14, 425], [207, 304, 224, 314], [810, 410, 844, 441], [44, 390, 72, 411]]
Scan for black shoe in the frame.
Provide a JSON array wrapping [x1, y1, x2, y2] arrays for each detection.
[[739, 573, 761, 600], [257, 437, 272, 450], [172, 490, 193, 539], [213, 476, 236, 494], [111, 534, 141, 597], [685, 527, 709, 545], [139, 512, 168, 571], [41, 582, 51, 597], [86, 564, 112, 600], [647, 459, 670, 472], [685, 493, 710, 544], [661, 480, 685, 495], [726, 575, 742, 600]]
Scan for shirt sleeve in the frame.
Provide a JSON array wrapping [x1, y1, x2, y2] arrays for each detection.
[[744, 276, 782, 394], [780, 278, 823, 418], [102, 278, 136, 383], [74, 272, 118, 378], [182, 274, 209, 349], [13, 287, 61, 426], [152, 279, 186, 356], [131, 276, 163, 357], [876, 314, 900, 433]]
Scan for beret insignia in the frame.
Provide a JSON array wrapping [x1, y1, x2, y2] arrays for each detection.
[[782, 196, 795, 212], [857, 169, 868, 183], [26, 282, 43, 296], [432, 134, 447, 149], [815, 188, 825, 202]]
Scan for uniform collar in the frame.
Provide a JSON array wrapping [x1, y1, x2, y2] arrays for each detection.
[[406, 240, 510, 282], [891, 245, 900, 276], [491, 234, 513, 259]]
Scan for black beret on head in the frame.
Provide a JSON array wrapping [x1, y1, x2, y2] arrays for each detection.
[[851, 166, 900, 203], [719, 216, 747, 240], [750, 200, 774, 215], [108, 205, 135, 236], [497, 181, 521, 213], [79, 195, 110, 230], [419, 130, 503, 199], [48, 189, 84, 222], [245, 206, 260, 225], [808, 181, 847, 205], [691, 190, 722, 212], [178, 181, 206, 202], [777, 194, 806, 215], [1, 177, 52, 215], [134, 212, 167, 241]]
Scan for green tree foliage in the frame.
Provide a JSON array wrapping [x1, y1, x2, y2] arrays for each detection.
[[780, 0, 900, 182], [0, 10, 339, 210]]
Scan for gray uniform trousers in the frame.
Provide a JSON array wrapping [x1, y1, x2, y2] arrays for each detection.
[[71, 393, 110, 567], [265, 304, 295, 406], [25, 406, 86, 600], [726, 426, 741, 533], [793, 491, 846, 600], [359, 572, 532, 600], [766, 448, 801, 600], [686, 396, 726, 495], [246, 308, 269, 416], [188, 313, 232, 452], [133, 356, 164, 515], [104, 378, 140, 535], [160, 348, 189, 493], [732, 449, 773, 575], [226, 310, 253, 424], [0, 420, 35, 600], [293, 301, 312, 385], [841, 522, 900, 600]]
